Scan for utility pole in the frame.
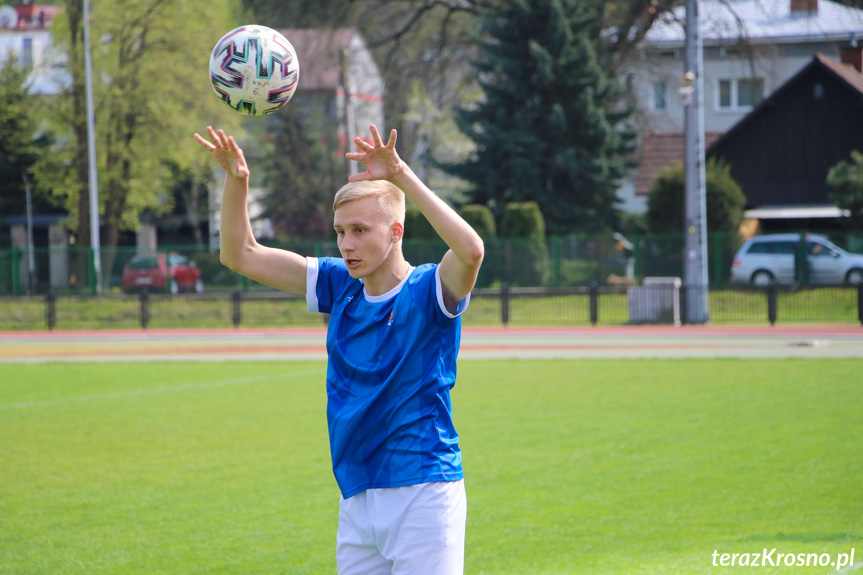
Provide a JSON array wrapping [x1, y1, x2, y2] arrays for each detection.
[[84, 0, 102, 293], [682, 0, 710, 323], [342, 49, 358, 179]]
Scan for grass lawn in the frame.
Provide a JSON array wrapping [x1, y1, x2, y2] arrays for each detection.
[[1, 359, 861, 574], [1, 287, 859, 329]]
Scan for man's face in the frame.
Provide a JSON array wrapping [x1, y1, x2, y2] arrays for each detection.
[[333, 196, 399, 279]]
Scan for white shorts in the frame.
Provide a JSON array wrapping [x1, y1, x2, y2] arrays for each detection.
[[336, 480, 467, 575]]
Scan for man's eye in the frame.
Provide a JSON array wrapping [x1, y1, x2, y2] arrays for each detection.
[[356, 228, 364, 234]]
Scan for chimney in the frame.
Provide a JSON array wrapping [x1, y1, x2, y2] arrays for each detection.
[[790, 0, 817, 13], [840, 46, 863, 72]]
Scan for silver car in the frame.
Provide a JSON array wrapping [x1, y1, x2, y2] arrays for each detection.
[[730, 233, 863, 286]]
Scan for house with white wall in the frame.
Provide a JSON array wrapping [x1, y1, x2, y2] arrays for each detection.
[[619, 0, 863, 213], [0, 3, 64, 94]]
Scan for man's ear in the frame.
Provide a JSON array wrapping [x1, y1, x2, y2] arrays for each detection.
[[392, 222, 404, 243]]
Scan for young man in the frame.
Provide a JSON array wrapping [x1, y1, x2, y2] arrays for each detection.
[[193, 124, 483, 575]]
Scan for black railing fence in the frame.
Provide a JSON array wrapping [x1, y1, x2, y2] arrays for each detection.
[[2, 230, 862, 329], [4, 230, 863, 297], [2, 284, 861, 331]]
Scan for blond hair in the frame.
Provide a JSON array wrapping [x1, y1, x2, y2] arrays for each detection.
[[333, 180, 406, 225]]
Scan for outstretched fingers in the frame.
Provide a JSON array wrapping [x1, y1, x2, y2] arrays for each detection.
[[367, 124, 398, 149], [353, 137, 373, 152], [385, 128, 397, 149], [193, 132, 216, 151], [215, 128, 230, 148], [369, 124, 384, 148]]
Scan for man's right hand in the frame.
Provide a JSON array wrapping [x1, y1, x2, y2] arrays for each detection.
[[193, 126, 250, 179]]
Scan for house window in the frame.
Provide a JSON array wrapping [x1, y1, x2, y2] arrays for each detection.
[[21, 37, 33, 69], [652, 80, 667, 110], [719, 79, 732, 108], [717, 77, 764, 111], [813, 83, 824, 99]]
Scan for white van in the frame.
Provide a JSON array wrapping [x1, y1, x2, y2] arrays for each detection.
[[730, 233, 863, 285]]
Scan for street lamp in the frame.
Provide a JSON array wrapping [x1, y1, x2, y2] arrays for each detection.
[[83, 0, 102, 293]]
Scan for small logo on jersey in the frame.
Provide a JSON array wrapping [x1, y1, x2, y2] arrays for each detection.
[[387, 310, 394, 326], [347, 295, 354, 303]]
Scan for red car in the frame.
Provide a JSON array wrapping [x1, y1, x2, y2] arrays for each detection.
[[122, 252, 203, 294]]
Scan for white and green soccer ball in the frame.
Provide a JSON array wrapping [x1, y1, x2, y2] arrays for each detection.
[[209, 25, 300, 117]]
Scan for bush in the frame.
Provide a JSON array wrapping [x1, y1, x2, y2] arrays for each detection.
[[827, 150, 863, 228], [499, 202, 549, 287], [646, 159, 745, 284], [500, 202, 546, 238], [404, 204, 437, 240], [459, 204, 496, 239]]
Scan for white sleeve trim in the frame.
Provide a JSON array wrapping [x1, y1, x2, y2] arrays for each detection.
[[435, 265, 471, 319], [306, 257, 320, 312]]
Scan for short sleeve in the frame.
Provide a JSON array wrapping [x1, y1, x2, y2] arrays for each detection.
[[307, 257, 352, 314], [434, 265, 471, 320]]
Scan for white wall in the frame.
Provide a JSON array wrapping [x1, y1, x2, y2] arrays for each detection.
[[0, 29, 67, 94], [624, 40, 848, 134]]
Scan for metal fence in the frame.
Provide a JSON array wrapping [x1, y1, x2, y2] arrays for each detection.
[[4, 230, 863, 296], [2, 230, 862, 329], [1, 284, 860, 330]]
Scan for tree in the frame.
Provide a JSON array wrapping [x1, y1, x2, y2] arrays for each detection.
[[827, 150, 863, 228], [499, 201, 549, 286], [448, 0, 636, 235], [38, 0, 243, 287], [0, 55, 55, 240], [646, 159, 746, 283], [259, 98, 348, 241], [35, 0, 93, 285], [242, 0, 361, 28], [241, 0, 674, 233], [646, 159, 745, 235]]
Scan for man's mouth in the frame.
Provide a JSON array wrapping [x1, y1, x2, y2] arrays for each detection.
[[345, 258, 361, 269]]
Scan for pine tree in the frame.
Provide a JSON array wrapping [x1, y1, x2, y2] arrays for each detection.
[[0, 55, 54, 230], [449, 0, 635, 235]]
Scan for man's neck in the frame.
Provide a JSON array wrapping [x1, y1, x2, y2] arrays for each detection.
[[363, 255, 410, 297]]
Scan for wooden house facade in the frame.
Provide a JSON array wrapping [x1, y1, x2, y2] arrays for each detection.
[[707, 50, 863, 220]]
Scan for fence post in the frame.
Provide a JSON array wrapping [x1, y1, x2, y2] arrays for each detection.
[[500, 283, 510, 326], [767, 285, 777, 326], [679, 285, 688, 325], [858, 284, 863, 326], [11, 248, 21, 297], [140, 290, 150, 329], [232, 291, 242, 328], [45, 293, 56, 331], [549, 237, 559, 287], [712, 233, 723, 287], [88, 248, 98, 295], [589, 282, 598, 326]]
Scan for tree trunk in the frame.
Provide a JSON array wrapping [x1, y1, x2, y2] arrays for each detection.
[[65, 0, 93, 290]]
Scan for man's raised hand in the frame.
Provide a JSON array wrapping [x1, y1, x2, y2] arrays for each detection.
[[345, 124, 405, 182], [193, 127, 250, 179]]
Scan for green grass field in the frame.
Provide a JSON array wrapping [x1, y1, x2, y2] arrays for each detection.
[[2, 359, 861, 574], [1, 286, 859, 330]]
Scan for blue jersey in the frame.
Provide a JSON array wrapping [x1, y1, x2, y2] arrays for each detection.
[[306, 257, 468, 499]]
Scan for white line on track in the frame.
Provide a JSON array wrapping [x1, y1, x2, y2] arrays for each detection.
[[833, 562, 863, 575], [0, 368, 324, 410]]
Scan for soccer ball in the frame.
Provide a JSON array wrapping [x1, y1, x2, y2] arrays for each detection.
[[209, 25, 300, 117]]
